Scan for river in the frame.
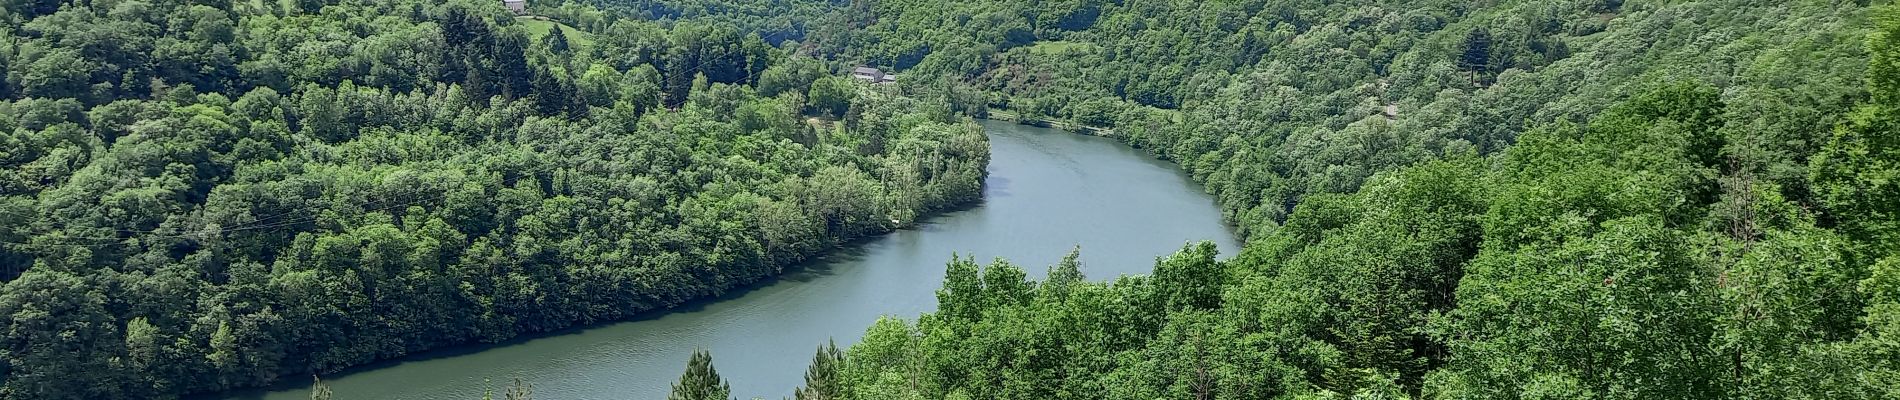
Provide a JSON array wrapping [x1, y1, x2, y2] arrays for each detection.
[[228, 120, 1239, 400]]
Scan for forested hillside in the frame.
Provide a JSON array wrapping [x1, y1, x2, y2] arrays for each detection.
[[6, 0, 1896, 398], [654, 0, 1900, 399], [800, 0, 1866, 238], [0, 0, 987, 398]]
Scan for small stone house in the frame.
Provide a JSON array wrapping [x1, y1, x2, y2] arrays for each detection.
[[504, 0, 527, 14], [850, 66, 898, 84]]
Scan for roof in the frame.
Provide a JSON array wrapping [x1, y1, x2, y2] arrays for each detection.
[[852, 66, 896, 83]]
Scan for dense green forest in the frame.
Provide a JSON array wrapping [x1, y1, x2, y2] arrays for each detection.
[[6, 0, 1898, 398], [0, 0, 989, 398], [653, 0, 1900, 399]]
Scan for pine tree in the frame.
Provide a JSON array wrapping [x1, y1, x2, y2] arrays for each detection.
[[504, 377, 533, 400], [794, 341, 845, 400], [495, 34, 534, 99], [461, 54, 498, 101], [531, 64, 566, 116], [668, 349, 732, 400], [563, 78, 590, 118], [542, 25, 571, 54], [1457, 27, 1492, 74], [310, 376, 332, 400]]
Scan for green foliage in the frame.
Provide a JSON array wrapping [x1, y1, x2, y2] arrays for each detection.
[[0, 0, 991, 398], [1813, 9, 1900, 258], [767, 0, 1863, 243], [807, 76, 856, 118], [9, 0, 1900, 398], [795, 341, 846, 400], [758, 56, 826, 98], [1040, 246, 1085, 301], [773, 1, 1894, 397], [1152, 241, 1224, 311], [669, 349, 732, 400], [804, 70, 1890, 398]]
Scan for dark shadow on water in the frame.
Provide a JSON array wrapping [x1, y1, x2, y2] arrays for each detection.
[[196, 198, 988, 400], [984, 175, 1013, 198]]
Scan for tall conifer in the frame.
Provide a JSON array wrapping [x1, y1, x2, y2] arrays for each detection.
[[668, 349, 732, 400]]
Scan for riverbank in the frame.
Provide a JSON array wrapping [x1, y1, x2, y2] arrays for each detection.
[[228, 120, 1238, 400], [985, 108, 1114, 137], [201, 197, 991, 400]]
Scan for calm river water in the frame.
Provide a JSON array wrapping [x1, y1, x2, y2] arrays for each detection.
[[228, 120, 1239, 400]]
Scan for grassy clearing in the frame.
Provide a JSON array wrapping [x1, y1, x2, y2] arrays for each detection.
[[1024, 40, 1098, 56], [517, 16, 596, 49]]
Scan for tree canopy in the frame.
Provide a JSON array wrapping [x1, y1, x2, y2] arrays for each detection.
[[5, 0, 1898, 398], [0, 0, 988, 398], [671, 0, 1898, 398]]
